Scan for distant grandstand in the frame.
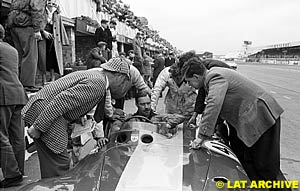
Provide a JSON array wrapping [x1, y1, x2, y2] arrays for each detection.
[[247, 41, 300, 65]]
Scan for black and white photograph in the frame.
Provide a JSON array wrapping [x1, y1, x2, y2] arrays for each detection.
[[0, 0, 299, 190]]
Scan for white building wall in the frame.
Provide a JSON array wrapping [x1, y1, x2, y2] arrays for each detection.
[[57, 0, 98, 21], [57, 0, 136, 39]]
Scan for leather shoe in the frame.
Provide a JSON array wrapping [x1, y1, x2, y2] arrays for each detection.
[[0, 174, 23, 188]]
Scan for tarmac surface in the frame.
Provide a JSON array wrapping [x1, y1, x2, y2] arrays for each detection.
[[1, 63, 299, 190], [238, 63, 300, 182]]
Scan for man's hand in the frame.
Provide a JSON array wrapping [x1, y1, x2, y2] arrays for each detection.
[[27, 126, 41, 139], [96, 137, 108, 148], [189, 138, 203, 149], [186, 116, 197, 129], [190, 134, 211, 149], [43, 31, 54, 40], [186, 112, 198, 129], [34, 31, 43, 41]]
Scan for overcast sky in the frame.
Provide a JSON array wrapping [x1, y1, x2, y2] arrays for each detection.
[[123, 0, 300, 55]]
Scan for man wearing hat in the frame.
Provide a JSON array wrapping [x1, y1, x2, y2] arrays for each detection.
[[22, 56, 150, 179], [94, 19, 112, 60], [0, 24, 28, 188], [102, 56, 151, 109], [86, 41, 107, 69]]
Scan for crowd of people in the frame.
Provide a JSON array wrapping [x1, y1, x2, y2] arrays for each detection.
[[0, 1, 291, 191]]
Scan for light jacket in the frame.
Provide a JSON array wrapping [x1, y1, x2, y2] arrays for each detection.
[[51, 12, 70, 75], [151, 67, 197, 118]]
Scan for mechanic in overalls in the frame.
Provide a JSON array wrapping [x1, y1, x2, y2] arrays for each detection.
[[151, 51, 198, 144]]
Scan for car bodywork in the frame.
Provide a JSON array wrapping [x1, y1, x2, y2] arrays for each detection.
[[226, 61, 237, 70], [21, 122, 249, 191], [224, 58, 238, 70]]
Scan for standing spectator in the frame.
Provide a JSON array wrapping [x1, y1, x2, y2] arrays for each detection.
[[7, 0, 47, 91], [109, 20, 118, 58], [86, 41, 107, 69], [143, 51, 153, 88], [104, 22, 113, 59], [125, 50, 136, 99], [0, 24, 28, 188], [152, 52, 165, 86], [38, 0, 70, 84], [132, 32, 144, 75], [185, 58, 289, 188], [94, 20, 110, 60], [164, 51, 176, 67]]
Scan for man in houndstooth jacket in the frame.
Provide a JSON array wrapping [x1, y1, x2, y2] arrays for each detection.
[[22, 56, 150, 179]]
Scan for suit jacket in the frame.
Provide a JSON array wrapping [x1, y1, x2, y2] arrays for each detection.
[[202, 59, 231, 70], [105, 28, 113, 50], [0, 41, 27, 105], [194, 59, 231, 113], [22, 70, 107, 153], [94, 26, 112, 50], [199, 67, 283, 147]]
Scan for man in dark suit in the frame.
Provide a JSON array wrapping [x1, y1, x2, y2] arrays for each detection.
[[94, 20, 112, 60], [185, 57, 289, 189], [0, 24, 28, 188]]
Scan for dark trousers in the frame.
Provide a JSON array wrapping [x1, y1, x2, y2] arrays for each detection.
[[38, 33, 59, 74], [229, 118, 290, 191], [0, 105, 25, 178], [11, 27, 38, 87], [34, 138, 70, 179]]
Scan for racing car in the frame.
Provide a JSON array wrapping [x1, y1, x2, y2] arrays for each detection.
[[20, 116, 250, 191]]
